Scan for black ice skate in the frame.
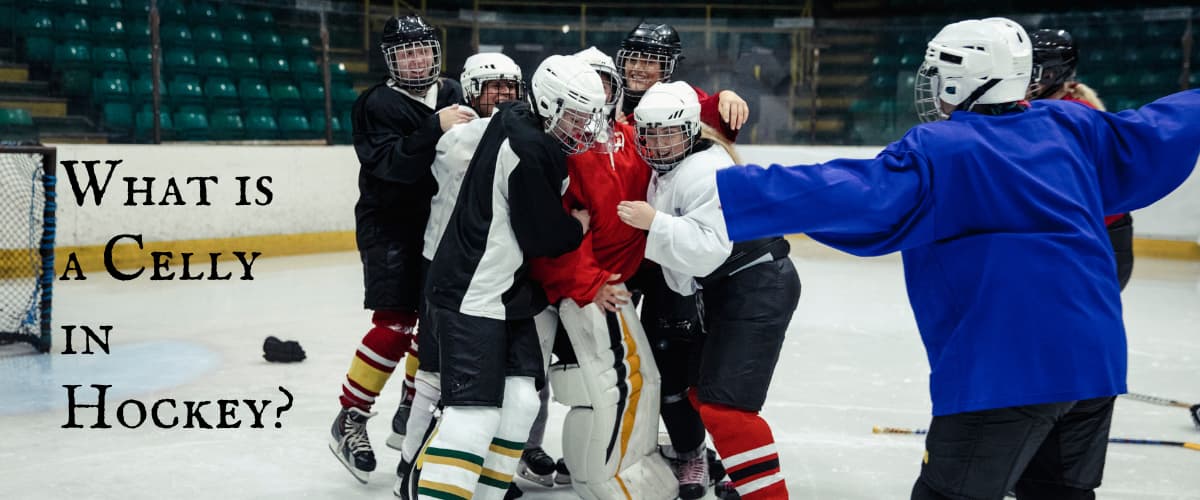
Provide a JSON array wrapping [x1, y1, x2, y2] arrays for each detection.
[[553, 457, 572, 485], [663, 444, 708, 500], [386, 400, 412, 451], [517, 446, 557, 487], [329, 407, 377, 483]]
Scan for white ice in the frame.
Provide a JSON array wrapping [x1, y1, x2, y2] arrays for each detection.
[[1, 240, 1197, 499]]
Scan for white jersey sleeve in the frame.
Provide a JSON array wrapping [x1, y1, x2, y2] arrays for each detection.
[[644, 146, 735, 295], [422, 111, 488, 260]]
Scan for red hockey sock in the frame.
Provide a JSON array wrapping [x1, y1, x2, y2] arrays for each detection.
[[338, 309, 418, 410], [692, 391, 788, 499]]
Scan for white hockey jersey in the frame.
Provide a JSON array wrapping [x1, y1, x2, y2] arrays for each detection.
[[645, 144, 735, 296]]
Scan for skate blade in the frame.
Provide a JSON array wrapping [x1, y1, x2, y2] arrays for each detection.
[[516, 466, 555, 488], [386, 431, 406, 451], [328, 438, 370, 484]]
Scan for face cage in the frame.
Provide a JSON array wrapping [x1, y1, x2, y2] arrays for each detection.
[[549, 106, 604, 155], [382, 40, 441, 90], [617, 50, 676, 91], [635, 125, 696, 173], [914, 62, 946, 123], [1027, 63, 1072, 100], [469, 77, 525, 116]]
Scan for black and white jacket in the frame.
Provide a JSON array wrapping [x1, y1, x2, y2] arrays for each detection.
[[425, 101, 584, 320]]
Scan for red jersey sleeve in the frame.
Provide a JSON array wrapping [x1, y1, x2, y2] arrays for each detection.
[[693, 86, 739, 142], [528, 161, 613, 305]]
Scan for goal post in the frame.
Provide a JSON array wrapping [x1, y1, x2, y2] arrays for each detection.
[[0, 144, 56, 353]]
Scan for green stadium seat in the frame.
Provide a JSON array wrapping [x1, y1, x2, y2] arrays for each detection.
[[189, 1, 219, 23], [157, 0, 187, 20], [283, 33, 312, 55], [91, 45, 128, 71], [260, 53, 290, 78], [1084, 49, 1108, 66], [93, 70, 130, 102], [58, 12, 90, 40], [278, 108, 312, 138], [309, 109, 341, 136], [339, 109, 352, 142], [20, 11, 56, 61], [94, 0, 123, 13], [173, 105, 209, 140], [244, 107, 278, 139], [126, 19, 149, 43], [1113, 98, 1140, 111], [871, 55, 899, 70], [870, 74, 898, 90], [167, 74, 204, 104], [197, 50, 230, 75], [1101, 74, 1129, 89], [163, 47, 196, 72], [898, 53, 922, 68], [160, 24, 192, 48], [247, 9, 275, 28], [299, 81, 325, 105], [92, 17, 126, 41], [1136, 73, 1169, 89], [333, 84, 358, 106], [134, 105, 172, 141], [128, 45, 151, 73], [290, 56, 319, 79], [208, 107, 245, 140], [258, 32, 284, 53], [102, 101, 134, 132], [124, 0, 149, 16], [218, 4, 247, 26], [57, 0, 92, 13], [224, 28, 254, 51], [131, 73, 166, 104], [229, 52, 260, 76], [55, 41, 91, 69], [17, 10, 54, 35], [192, 26, 224, 48], [269, 81, 301, 106], [0, 108, 35, 130], [1191, 73, 1199, 88], [238, 78, 271, 105], [204, 76, 239, 106]]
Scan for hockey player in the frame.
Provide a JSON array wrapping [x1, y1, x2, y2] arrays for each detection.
[[330, 14, 472, 483], [617, 81, 800, 500], [617, 22, 749, 140], [387, 52, 524, 497], [523, 47, 678, 500], [404, 55, 606, 500], [1027, 28, 1134, 290], [716, 17, 1200, 499]]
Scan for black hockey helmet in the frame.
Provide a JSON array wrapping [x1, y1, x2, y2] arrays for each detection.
[[379, 14, 441, 91], [618, 22, 684, 111], [381, 14, 436, 47], [621, 22, 683, 58], [1028, 29, 1078, 100]]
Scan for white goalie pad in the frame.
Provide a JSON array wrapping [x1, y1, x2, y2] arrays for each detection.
[[548, 290, 678, 500]]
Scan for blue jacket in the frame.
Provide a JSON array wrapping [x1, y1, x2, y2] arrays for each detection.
[[716, 90, 1200, 416]]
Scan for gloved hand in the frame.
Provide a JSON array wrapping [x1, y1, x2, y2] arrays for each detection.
[[263, 336, 306, 362], [1190, 404, 1200, 429]]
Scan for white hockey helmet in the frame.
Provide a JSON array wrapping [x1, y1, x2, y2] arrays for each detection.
[[529, 54, 607, 154], [915, 17, 1033, 122], [574, 46, 622, 111], [633, 81, 700, 173], [460, 52, 524, 116]]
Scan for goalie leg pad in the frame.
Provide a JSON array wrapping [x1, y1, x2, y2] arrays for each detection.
[[554, 293, 677, 500]]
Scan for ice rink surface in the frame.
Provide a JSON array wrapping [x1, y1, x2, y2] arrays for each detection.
[[2, 240, 1197, 499]]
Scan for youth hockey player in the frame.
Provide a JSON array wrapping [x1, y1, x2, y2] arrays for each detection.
[[1027, 28, 1134, 290], [330, 14, 472, 483], [387, 51, 524, 497], [618, 81, 801, 500], [716, 17, 1200, 499], [405, 54, 606, 500], [524, 46, 679, 500], [617, 22, 749, 141]]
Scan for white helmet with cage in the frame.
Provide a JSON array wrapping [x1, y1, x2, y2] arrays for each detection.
[[460, 52, 524, 115], [574, 46, 623, 149], [915, 17, 1033, 122], [633, 81, 700, 173], [529, 54, 607, 154]]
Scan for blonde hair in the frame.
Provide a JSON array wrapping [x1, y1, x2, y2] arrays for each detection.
[[699, 123, 742, 164], [1068, 82, 1106, 111]]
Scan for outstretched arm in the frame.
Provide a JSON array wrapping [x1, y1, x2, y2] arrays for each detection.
[[1090, 90, 1200, 214], [716, 147, 935, 256]]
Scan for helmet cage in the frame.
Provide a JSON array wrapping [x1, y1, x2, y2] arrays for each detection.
[[546, 103, 603, 155], [383, 39, 441, 90], [635, 123, 697, 173], [617, 49, 677, 90], [914, 62, 945, 123]]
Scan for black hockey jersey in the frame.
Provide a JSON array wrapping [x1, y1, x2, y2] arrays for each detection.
[[351, 78, 464, 250], [426, 101, 584, 320]]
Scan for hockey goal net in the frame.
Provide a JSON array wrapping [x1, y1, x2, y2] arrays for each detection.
[[0, 144, 55, 353]]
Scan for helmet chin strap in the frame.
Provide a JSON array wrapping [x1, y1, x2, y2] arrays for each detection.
[[956, 78, 1002, 113]]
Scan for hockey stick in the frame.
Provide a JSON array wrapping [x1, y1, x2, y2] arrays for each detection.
[[872, 426, 1200, 451], [1121, 392, 1193, 409]]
